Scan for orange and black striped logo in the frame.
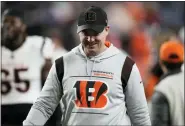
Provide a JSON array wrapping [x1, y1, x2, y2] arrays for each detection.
[[73, 80, 108, 108]]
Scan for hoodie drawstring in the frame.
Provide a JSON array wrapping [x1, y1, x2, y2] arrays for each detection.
[[86, 57, 88, 75], [90, 58, 96, 79], [86, 57, 96, 79]]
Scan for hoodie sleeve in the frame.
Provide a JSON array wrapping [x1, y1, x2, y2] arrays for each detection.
[[23, 62, 63, 125], [125, 64, 151, 126]]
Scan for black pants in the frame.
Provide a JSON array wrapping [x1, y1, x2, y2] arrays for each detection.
[[1, 104, 62, 126], [2, 104, 32, 126]]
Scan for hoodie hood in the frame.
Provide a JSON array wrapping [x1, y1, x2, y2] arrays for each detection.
[[71, 42, 120, 77], [71, 42, 120, 62]]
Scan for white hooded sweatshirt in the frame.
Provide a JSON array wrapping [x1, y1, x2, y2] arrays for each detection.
[[23, 43, 151, 126]]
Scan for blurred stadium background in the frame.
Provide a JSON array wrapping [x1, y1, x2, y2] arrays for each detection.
[[1, 1, 184, 94], [1, 0, 184, 100], [1, 1, 184, 123], [1, 1, 184, 50]]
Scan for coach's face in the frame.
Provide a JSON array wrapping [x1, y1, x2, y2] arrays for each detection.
[[79, 26, 110, 57]]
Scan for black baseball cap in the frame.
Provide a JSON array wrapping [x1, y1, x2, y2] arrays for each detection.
[[77, 6, 108, 33]]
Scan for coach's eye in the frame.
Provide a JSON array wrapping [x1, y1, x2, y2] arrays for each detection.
[[82, 29, 98, 36]]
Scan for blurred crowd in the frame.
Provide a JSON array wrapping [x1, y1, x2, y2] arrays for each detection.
[[2, 2, 184, 48], [1, 1, 184, 126], [3, 1, 184, 93]]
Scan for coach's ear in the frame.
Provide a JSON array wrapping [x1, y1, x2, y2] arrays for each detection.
[[104, 26, 110, 36], [105, 26, 110, 31]]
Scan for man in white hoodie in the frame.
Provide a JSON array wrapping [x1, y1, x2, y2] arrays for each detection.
[[23, 6, 151, 126]]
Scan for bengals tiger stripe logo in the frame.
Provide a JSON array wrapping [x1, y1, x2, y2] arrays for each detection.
[[73, 80, 108, 108]]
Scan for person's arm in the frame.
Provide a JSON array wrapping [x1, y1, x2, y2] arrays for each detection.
[[151, 91, 171, 126], [41, 37, 63, 126], [41, 58, 52, 87], [23, 62, 63, 125], [41, 59, 63, 126], [124, 64, 151, 126], [40, 36, 54, 87]]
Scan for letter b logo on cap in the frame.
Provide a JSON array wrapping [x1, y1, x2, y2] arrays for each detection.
[[85, 11, 96, 22]]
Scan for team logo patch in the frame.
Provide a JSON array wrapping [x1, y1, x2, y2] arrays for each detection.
[[74, 80, 108, 108], [92, 70, 114, 79], [85, 11, 96, 22]]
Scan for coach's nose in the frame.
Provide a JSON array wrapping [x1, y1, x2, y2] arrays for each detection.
[[87, 36, 95, 42]]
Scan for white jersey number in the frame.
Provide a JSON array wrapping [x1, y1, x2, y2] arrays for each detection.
[[1, 68, 30, 95]]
